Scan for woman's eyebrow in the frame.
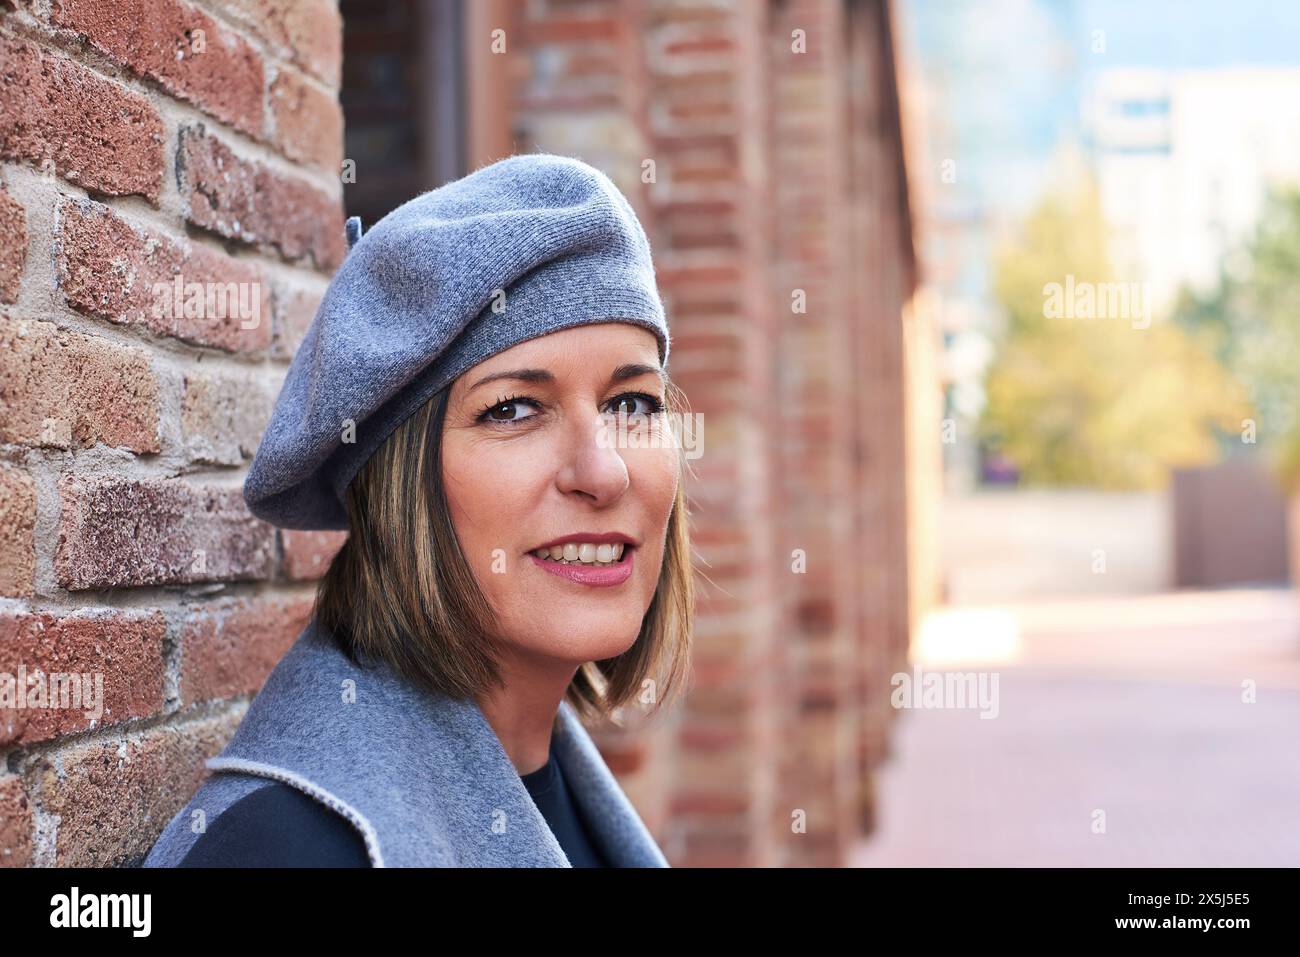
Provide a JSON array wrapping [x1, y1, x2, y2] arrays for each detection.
[[466, 368, 553, 393], [610, 362, 667, 387], [466, 363, 665, 394]]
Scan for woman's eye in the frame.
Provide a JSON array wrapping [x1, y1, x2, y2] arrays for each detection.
[[606, 393, 664, 417], [480, 398, 539, 425]]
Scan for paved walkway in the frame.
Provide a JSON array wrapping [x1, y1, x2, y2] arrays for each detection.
[[851, 588, 1300, 866]]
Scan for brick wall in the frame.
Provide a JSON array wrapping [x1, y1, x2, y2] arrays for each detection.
[[0, 0, 345, 866], [844, 0, 914, 793]]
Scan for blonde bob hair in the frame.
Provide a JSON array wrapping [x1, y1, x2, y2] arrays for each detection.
[[312, 378, 694, 726]]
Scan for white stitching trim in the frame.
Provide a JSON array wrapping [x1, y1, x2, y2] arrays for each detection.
[[206, 757, 386, 868]]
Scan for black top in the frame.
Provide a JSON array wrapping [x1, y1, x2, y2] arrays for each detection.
[[518, 741, 610, 868], [176, 781, 370, 867], [176, 741, 610, 867]]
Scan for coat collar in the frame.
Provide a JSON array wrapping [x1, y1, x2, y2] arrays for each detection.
[[203, 617, 668, 867]]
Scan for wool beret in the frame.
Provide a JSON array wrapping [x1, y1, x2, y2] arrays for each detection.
[[243, 153, 671, 530]]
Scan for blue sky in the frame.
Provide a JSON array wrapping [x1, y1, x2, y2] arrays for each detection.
[[900, 0, 1300, 216], [898, 0, 1300, 301], [1076, 0, 1300, 71]]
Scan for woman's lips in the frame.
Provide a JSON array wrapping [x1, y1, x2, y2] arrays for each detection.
[[528, 547, 634, 587]]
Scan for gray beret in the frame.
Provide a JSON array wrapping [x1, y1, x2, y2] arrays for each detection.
[[243, 153, 671, 530]]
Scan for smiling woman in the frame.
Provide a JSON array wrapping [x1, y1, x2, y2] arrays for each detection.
[[142, 153, 694, 869], [326, 321, 694, 741], [440, 327, 687, 709]]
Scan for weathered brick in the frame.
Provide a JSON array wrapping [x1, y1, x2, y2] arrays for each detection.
[[180, 368, 272, 465], [598, 737, 648, 775], [0, 775, 33, 868], [674, 826, 753, 868], [0, 317, 161, 453], [34, 711, 241, 866], [49, 0, 265, 138], [180, 593, 313, 703], [56, 199, 271, 353], [280, 529, 346, 581], [214, 0, 341, 87], [0, 607, 166, 747], [178, 124, 346, 271], [55, 477, 275, 590], [524, 16, 620, 44], [272, 280, 322, 359], [0, 464, 36, 598], [269, 65, 343, 171], [0, 187, 26, 303], [0, 31, 164, 202]]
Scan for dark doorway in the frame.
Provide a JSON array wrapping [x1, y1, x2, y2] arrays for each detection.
[[340, 0, 467, 228]]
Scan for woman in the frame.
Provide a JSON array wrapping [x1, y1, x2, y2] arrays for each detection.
[[142, 153, 693, 867]]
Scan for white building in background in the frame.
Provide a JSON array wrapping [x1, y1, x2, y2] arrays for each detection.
[[1084, 67, 1300, 317]]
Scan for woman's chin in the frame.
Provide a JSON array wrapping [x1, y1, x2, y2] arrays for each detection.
[[512, 619, 642, 664]]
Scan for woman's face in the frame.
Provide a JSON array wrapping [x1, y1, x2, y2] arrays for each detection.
[[441, 322, 678, 668]]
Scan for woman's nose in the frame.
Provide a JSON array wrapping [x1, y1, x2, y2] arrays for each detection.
[[553, 410, 630, 505]]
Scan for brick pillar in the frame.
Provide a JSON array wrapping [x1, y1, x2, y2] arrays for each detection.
[[767, 0, 863, 867], [845, 0, 914, 807], [640, 0, 781, 867], [0, 0, 345, 866]]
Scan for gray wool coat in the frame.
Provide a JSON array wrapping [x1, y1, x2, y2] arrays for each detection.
[[143, 618, 669, 867]]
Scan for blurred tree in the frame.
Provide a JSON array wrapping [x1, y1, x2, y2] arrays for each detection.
[[1172, 186, 1300, 491], [979, 178, 1249, 488], [991, 179, 1111, 338]]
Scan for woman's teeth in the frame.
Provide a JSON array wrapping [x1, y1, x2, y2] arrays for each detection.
[[532, 542, 626, 566]]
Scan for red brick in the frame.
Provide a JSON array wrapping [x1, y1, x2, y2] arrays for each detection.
[[181, 369, 272, 466], [0, 187, 26, 303], [272, 281, 322, 359], [0, 775, 33, 868], [280, 529, 346, 581], [49, 0, 265, 138], [214, 0, 341, 87], [597, 738, 648, 775], [549, 49, 623, 79], [56, 199, 271, 353], [524, 17, 620, 43], [676, 828, 753, 868], [0, 464, 35, 598], [670, 791, 751, 816], [178, 124, 346, 271], [0, 607, 166, 747], [34, 712, 241, 866], [55, 476, 275, 590], [269, 66, 343, 171], [0, 31, 164, 202], [179, 593, 313, 703], [0, 317, 161, 453]]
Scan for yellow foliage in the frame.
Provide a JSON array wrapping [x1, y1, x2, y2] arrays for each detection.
[[980, 178, 1251, 488]]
